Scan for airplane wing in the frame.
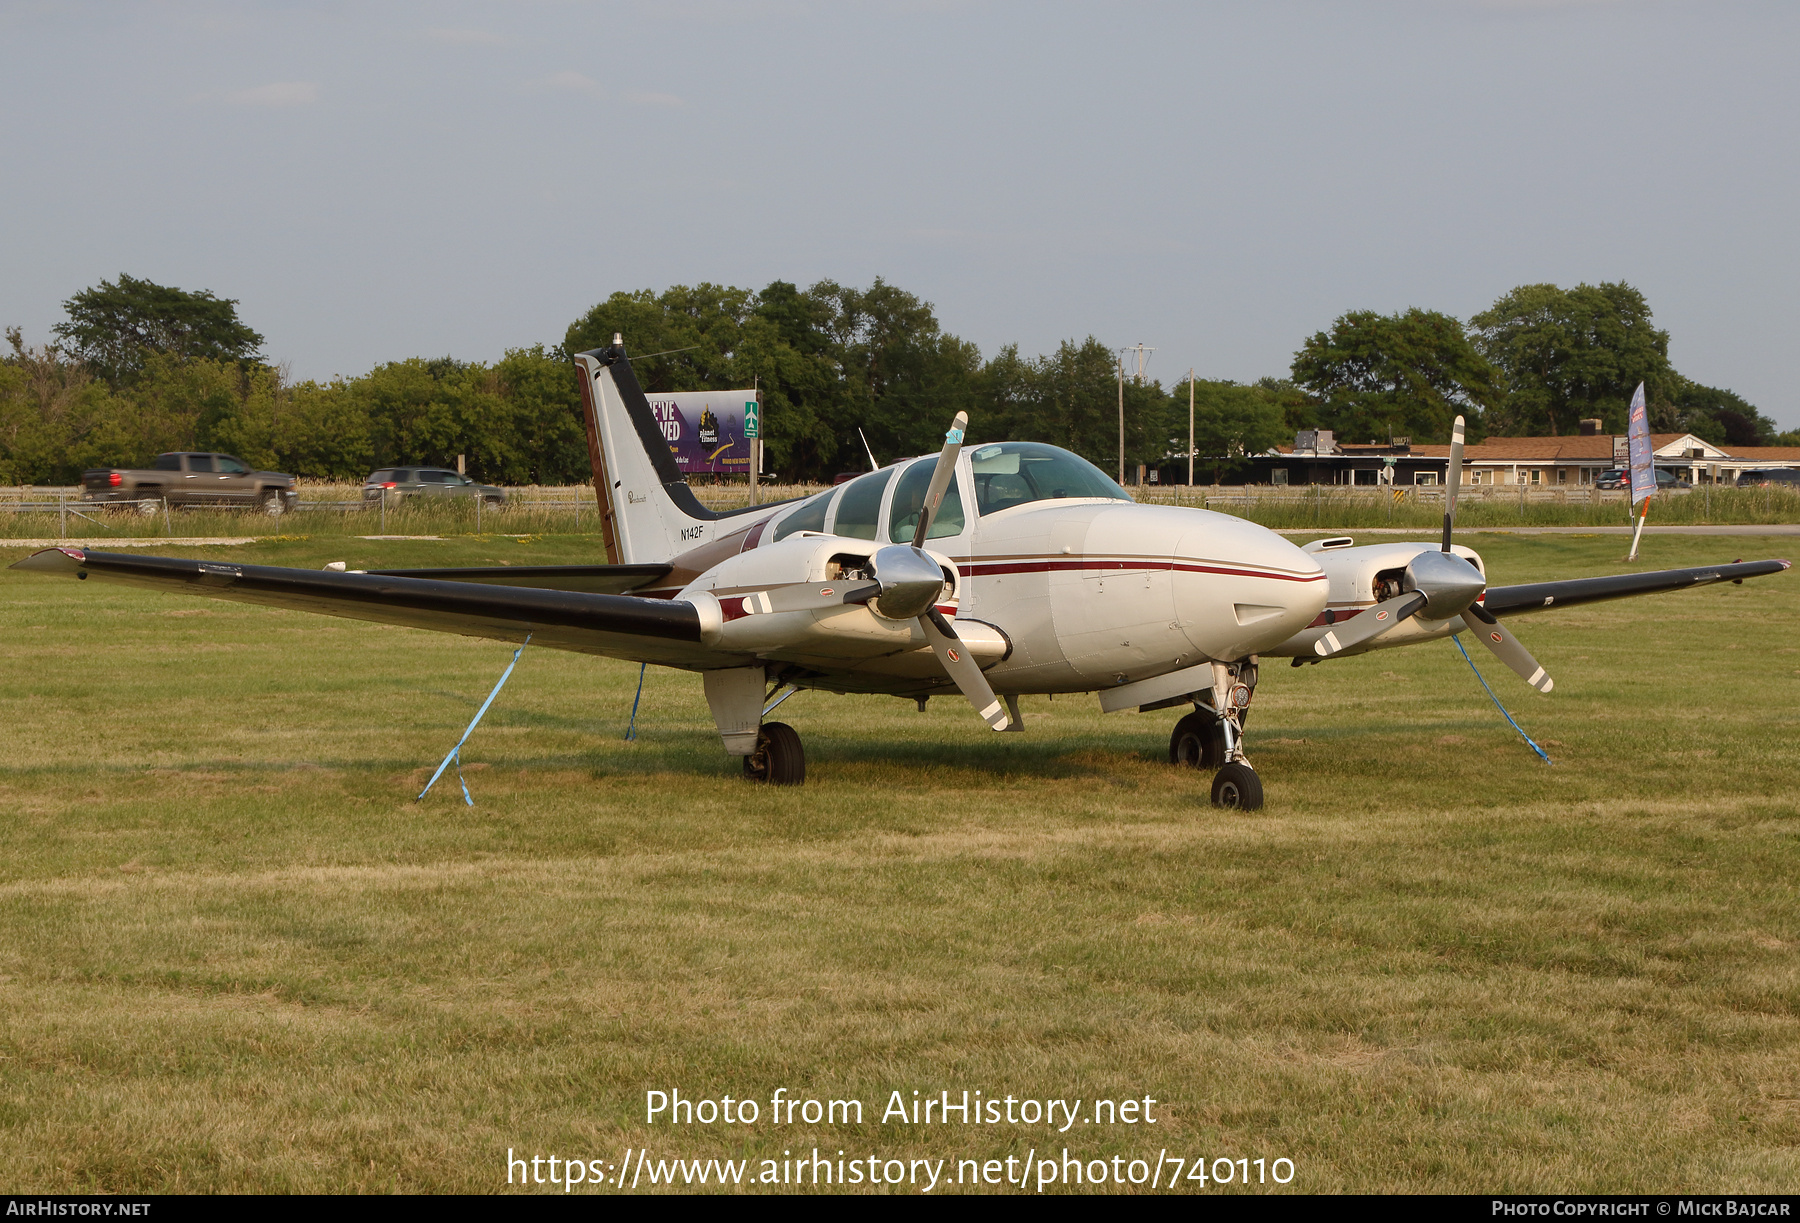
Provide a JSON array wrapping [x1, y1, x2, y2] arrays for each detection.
[[9, 547, 710, 666], [1483, 558, 1789, 617]]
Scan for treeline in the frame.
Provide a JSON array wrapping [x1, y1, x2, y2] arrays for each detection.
[[2, 274, 1789, 487]]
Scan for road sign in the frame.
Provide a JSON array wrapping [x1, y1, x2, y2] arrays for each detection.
[[744, 400, 760, 440]]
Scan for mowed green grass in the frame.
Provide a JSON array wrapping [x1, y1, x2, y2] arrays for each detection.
[[0, 531, 1796, 1194]]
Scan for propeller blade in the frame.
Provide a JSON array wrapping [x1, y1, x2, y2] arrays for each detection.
[[1442, 414, 1464, 553], [911, 412, 969, 549], [921, 608, 1010, 730], [1313, 591, 1428, 658], [734, 580, 881, 616], [1464, 603, 1554, 693]]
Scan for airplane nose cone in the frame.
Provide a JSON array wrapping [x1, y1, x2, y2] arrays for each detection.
[[1174, 512, 1328, 658]]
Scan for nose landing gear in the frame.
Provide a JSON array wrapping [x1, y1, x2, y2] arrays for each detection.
[[1168, 659, 1264, 810]]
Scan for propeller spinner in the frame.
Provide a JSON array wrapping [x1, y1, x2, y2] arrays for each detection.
[[868, 412, 1011, 730]]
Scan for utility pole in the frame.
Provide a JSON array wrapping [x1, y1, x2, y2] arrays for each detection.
[[1117, 354, 1126, 485], [1187, 368, 1195, 487], [1117, 343, 1155, 487]]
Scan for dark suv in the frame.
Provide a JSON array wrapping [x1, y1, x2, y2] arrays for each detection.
[[1735, 469, 1800, 487], [362, 467, 506, 505]]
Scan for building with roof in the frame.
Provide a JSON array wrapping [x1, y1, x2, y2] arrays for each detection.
[[1161, 420, 1800, 487]]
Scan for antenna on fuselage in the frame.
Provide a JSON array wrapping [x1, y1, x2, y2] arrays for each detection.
[[858, 428, 879, 472]]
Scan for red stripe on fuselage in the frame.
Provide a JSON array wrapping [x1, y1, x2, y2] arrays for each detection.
[[958, 558, 1325, 583]]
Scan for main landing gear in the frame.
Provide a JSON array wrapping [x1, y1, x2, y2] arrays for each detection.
[[743, 721, 806, 786], [1169, 659, 1264, 810]]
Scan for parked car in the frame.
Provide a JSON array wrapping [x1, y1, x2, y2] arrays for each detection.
[[82, 453, 297, 515], [362, 467, 506, 505], [1735, 468, 1800, 487], [1595, 468, 1690, 491]]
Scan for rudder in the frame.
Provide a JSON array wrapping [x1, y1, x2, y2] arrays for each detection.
[[571, 340, 769, 563]]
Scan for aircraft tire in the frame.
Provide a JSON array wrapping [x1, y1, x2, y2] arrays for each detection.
[[743, 721, 805, 786], [1169, 710, 1226, 769], [1210, 762, 1263, 811]]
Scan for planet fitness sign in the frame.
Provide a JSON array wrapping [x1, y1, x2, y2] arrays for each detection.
[[645, 391, 760, 474]]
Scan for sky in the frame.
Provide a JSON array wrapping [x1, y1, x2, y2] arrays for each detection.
[[2, 0, 1796, 428]]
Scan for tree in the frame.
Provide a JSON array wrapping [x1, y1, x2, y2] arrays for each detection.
[[976, 337, 1167, 477], [0, 327, 124, 483], [1469, 282, 1672, 435], [562, 278, 985, 481], [52, 274, 264, 385], [1670, 380, 1774, 447], [1173, 378, 1288, 483], [805, 278, 981, 467], [1291, 308, 1503, 444]]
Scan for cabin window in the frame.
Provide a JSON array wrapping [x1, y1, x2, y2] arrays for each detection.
[[186, 454, 214, 473], [968, 442, 1129, 517], [772, 491, 832, 541], [829, 468, 894, 540], [889, 458, 966, 542]]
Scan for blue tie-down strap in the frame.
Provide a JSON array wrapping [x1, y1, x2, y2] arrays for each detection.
[[624, 662, 646, 740], [418, 634, 532, 804], [1452, 633, 1553, 766]]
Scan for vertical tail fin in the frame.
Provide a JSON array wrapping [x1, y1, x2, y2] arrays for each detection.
[[571, 341, 770, 563]]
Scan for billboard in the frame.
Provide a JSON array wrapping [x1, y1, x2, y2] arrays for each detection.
[[643, 391, 760, 474]]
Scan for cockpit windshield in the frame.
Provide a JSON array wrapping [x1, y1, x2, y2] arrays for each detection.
[[969, 442, 1131, 516]]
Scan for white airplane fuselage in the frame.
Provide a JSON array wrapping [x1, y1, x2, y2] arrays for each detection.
[[658, 490, 1330, 699]]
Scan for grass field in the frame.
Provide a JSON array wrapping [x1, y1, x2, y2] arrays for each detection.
[[1, 530, 1797, 1193], [5, 481, 1799, 542]]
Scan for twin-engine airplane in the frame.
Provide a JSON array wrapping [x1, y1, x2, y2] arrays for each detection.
[[13, 340, 1790, 808]]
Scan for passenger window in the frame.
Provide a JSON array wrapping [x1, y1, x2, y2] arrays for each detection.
[[888, 459, 965, 542], [186, 454, 214, 473], [216, 456, 249, 474], [153, 454, 181, 471], [772, 491, 832, 541], [829, 469, 894, 540], [420, 470, 447, 483]]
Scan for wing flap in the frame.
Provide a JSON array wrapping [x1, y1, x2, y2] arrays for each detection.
[[10, 548, 707, 664], [365, 563, 671, 595], [1484, 559, 1790, 617]]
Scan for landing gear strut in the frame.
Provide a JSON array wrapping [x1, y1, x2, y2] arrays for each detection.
[[1169, 659, 1264, 810]]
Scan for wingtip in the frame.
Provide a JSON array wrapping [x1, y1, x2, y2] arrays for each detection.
[[9, 546, 87, 572]]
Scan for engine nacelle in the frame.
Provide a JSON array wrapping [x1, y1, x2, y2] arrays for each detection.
[[677, 534, 1005, 666], [1262, 538, 1487, 658]]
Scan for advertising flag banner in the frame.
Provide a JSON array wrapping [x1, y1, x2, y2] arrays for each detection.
[[644, 391, 759, 474], [1626, 382, 1655, 506]]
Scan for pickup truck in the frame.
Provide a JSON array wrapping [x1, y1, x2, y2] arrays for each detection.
[[82, 453, 299, 515]]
